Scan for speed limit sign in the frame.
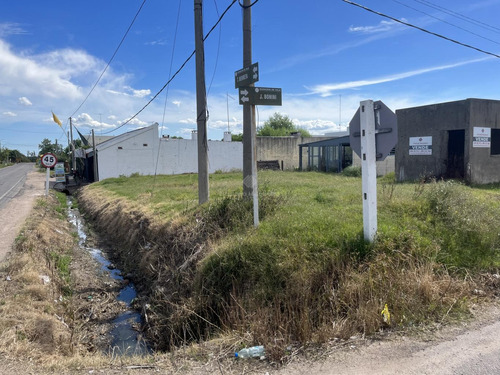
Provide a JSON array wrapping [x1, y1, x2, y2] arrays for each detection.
[[41, 153, 58, 168]]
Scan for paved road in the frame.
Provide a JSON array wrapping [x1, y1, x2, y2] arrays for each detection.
[[0, 163, 37, 209], [0, 164, 45, 261]]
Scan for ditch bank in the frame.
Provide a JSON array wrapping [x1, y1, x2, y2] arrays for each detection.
[[76, 187, 219, 351]]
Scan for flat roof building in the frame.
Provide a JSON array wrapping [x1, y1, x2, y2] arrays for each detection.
[[396, 98, 500, 184]]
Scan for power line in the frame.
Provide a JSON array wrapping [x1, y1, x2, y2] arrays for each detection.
[[342, 0, 500, 59], [69, 0, 148, 119], [102, 0, 238, 135], [391, 0, 500, 45], [413, 0, 500, 34]]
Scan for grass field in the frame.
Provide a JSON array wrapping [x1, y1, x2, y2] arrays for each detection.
[[82, 171, 500, 357]]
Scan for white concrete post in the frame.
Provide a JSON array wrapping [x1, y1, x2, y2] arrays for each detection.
[[360, 100, 377, 242], [45, 167, 50, 196]]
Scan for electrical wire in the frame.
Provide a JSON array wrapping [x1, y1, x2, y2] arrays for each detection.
[[102, 0, 238, 135], [413, 0, 500, 34], [238, 0, 259, 9], [342, 0, 500, 59], [391, 0, 500, 45], [152, 0, 183, 188], [69, 0, 148, 119]]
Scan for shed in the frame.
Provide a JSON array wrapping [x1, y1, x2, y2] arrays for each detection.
[[396, 98, 500, 184], [299, 136, 352, 172]]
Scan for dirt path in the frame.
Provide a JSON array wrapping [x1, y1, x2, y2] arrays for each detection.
[[0, 169, 45, 261]]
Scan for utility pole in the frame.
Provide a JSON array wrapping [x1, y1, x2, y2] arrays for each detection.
[[92, 129, 98, 182], [360, 100, 377, 242], [69, 117, 76, 172], [194, 0, 209, 204], [242, 0, 259, 226]]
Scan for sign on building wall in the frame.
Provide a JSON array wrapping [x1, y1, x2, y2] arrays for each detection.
[[473, 127, 491, 148], [409, 136, 432, 155]]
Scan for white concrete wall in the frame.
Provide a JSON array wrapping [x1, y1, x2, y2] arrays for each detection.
[[96, 124, 243, 180], [352, 153, 395, 176], [156, 138, 242, 175]]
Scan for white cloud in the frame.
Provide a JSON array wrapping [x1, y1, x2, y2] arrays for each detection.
[[18, 97, 32, 106], [131, 89, 151, 98], [306, 57, 491, 97], [0, 40, 82, 99], [3, 111, 17, 117], [145, 39, 167, 46], [0, 23, 28, 37], [73, 113, 115, 130], [348, 19, 405, 34], [106, 87, 151, 98], [179, 118, 196, 125]]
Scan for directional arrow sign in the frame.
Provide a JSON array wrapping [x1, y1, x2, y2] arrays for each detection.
[[234, 62, 259, 88], [239, 86, 282, 106]]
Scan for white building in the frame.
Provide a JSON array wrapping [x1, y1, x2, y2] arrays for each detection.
[[93, 124, 242, 181]]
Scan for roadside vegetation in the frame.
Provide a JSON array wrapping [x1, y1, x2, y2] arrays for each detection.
[[0, 193, 74, 359], [77, 171, 500, 360]]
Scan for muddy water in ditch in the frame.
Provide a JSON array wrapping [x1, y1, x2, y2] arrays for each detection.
[[67, 199, 151, 356]]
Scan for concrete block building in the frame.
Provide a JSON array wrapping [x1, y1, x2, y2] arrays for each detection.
[[396, 98, 500, 184]]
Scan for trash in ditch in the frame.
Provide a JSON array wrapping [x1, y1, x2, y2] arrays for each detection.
[[235, 345, 265, 359]]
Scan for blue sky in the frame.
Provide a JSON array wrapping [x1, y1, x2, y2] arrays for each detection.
[[1, 0, 499, 155]]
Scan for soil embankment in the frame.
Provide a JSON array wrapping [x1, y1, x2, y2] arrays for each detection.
[[77, 186, 214, 350]]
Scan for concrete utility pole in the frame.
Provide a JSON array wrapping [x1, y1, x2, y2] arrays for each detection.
[[359, 100, 377, 242], [69, 117, 76, 172], [92, 129, 98, 182], [242, 0, 259, 226], [194, 0, 209, 204]]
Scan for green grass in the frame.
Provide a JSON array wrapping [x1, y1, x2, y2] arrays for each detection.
[[90, 171, 500, 274], [86, 171, 500, 353]]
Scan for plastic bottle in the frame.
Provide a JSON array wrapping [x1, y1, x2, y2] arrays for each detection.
[[235, 345, 265, 358]]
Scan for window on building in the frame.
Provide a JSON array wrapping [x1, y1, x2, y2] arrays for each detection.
[[491, 129, 500, 155]]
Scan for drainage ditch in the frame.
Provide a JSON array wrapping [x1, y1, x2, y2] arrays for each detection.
[[67, 198, 151, 356]]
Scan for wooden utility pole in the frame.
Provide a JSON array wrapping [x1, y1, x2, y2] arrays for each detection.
[[242, 0, 259, 226], [194, 0, 209, 204]]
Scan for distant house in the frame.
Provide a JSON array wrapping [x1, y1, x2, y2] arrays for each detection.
[[396, 98, 500, 184]]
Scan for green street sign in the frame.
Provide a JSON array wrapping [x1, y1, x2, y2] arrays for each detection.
[[239, 86, 282, 106], [234, 62, 259, 88]]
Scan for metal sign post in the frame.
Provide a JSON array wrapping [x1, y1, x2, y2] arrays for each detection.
[[359, 100, 377, 242]]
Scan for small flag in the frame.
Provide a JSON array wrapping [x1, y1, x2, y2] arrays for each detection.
[[52, 111, 62, 127]]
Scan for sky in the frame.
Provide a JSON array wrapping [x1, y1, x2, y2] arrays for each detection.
[[1, 0, 499, 155]]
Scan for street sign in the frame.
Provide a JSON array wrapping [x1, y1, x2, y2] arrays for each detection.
[[41, 153, 58, 168], [234, 62, 259, 88], [349, 100, 397, 161], [239, 86, 282, 106]]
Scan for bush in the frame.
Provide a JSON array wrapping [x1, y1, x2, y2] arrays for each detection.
[[342, 166, 361, 177]]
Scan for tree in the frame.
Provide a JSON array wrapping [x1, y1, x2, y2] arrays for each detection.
[[231, 133, 243, 142], [257, 112, 311, 137], [38, 138, 66, 162]]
